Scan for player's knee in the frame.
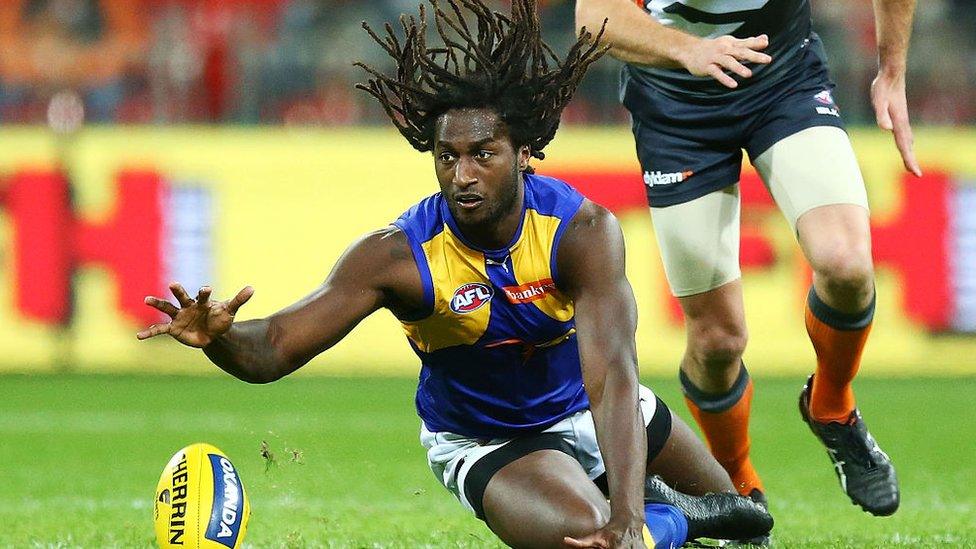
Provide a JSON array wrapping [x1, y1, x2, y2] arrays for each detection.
[[813, 248, 874, 297], [688, 325, 748, 372], [563, 499, 610, 538]]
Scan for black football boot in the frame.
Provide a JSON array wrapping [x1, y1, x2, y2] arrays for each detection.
[[799, 374, 900, 516]]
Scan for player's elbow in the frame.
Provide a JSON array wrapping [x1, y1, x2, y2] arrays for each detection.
[[585, 357, 639, 409], [238, 366, 284, 384], [574, 0, 604, 40]]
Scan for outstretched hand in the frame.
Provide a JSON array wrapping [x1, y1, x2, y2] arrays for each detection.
[[871, 71, 922, 177], [137, 283, 254, 348]]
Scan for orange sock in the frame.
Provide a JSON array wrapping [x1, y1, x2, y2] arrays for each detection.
[[805, 286, 875, 423], [681, 367, 764, 496]]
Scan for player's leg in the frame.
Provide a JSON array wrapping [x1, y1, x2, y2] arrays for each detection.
[[592, 391, 736, 497], [591, 388, 773, 544], [640, 389, 773, 545], [800, 204, 874, 422], [626, 77, 764, 499], [481, 449, 614, 547], [650, 187, 764, 498], [483, 452, 689, 549], [752, 125, 898, 515], [423, 423, 691, 549], [646, 401, 739, 496]]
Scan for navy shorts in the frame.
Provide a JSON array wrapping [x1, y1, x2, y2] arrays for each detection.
[[623, 35, 846, 208]]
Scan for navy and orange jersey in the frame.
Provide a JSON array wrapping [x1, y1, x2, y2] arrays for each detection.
[[626, 0, 813, 100], [392, 173, 588, 439]]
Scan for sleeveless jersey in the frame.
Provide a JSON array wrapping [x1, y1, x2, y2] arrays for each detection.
[[392, 173, 588, 439], [624, 0, 812, 99]]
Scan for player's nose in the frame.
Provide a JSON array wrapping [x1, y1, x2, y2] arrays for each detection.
[[452, 158, 478, 188]]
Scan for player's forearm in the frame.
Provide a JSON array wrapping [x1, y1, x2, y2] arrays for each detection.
[[587, 360, 647, 523], [203, 319, 292, 384], [872, 0, 916, 76], [575, 0, 696, 68]]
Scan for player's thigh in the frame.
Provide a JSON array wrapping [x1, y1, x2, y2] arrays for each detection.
[[482, 449, 609, 549], [752, 126, 872, 274], [752, 126, 869, 235], [650, 186, 742, 298]]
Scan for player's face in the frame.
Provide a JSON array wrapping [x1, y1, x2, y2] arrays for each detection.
[[433, 108, 530, 243]]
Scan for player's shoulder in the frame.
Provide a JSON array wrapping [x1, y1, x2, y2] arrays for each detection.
[[558, 198, 623, 271], [524, 172, 585, 218], [344, 226, 413, 271], [337, 225, 425, 319], [393, 191, 447, 244], [553, 199, 626, 293], [563, 198, 619, 238]]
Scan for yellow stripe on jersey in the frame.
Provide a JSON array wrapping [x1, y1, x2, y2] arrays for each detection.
[[401, 225, 491, 353], [509, 209, 574, 322]]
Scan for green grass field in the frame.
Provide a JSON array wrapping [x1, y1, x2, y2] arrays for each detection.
[[1, 374, 973, 548]]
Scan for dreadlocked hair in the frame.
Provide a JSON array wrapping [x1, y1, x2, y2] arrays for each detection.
[[355, 0, 608, 166]]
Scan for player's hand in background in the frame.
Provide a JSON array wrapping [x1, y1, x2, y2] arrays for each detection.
[[678, 34, 772, 89], [871, 70, 922, 177], [137, 283, 254, 347]]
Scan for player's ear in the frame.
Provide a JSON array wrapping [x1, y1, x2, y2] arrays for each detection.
[[517, 145, 531, 171]]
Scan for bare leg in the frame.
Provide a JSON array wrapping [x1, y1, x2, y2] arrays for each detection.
[[675, 280, 763, 495], [797, 204, 875, 421], [647, 409, 736, 496], [482, 450, 610, 549], [678, 280, 747, 394]]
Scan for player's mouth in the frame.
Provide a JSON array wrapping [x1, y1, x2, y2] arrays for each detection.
[[454, 193, 484, 210]]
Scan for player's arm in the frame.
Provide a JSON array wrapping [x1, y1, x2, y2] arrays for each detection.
[[558, 200, 647, 548], [870, 0, 921, 176], [574, 0, 771, 88], [137, 227, 419, 383]]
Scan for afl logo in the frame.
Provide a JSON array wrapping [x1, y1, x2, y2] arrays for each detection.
[[451, 283, 493, 314]]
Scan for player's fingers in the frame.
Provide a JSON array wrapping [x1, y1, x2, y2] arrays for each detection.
[[734, 46, 772, 65], [892, 114, 922, 176], [144, 296, 179, 318], [562, 535, 608, 549], [717, 55, 752, 78], [873, 98, 893, 131], [169, 282, 194, 307], [227, 285, 255, 315], [737, 34, 769, 51], [707, 64, 738, 88], [196, 286, 212, 306], [136, 323, 171, 340]]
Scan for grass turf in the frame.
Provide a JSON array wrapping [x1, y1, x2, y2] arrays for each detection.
[[0, 374, 972, 548]]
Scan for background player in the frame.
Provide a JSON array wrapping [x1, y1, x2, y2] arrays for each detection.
[[575, 0, 916, 516], [138, 1, 771, 547]]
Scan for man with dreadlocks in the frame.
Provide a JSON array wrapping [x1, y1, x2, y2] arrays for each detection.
[[137, 1, 771, 547]]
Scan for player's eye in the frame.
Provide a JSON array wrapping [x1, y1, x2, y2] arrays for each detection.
[[438, 152, 456, 162], [476, 150, 494, 160]]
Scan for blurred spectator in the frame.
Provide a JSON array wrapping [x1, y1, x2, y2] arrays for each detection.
[[1, 0, 974, 126], [0, 0, 148, 123]]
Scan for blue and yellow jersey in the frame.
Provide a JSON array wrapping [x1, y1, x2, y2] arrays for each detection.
[[392, 173, 588, 438]]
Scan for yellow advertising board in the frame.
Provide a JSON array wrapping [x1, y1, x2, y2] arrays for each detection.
[[0, 127, 973, 375]]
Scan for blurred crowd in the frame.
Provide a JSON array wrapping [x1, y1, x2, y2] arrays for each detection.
[[0, 0, 973, 127]]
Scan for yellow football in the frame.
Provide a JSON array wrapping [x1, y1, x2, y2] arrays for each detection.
[[153, 443, 251, 549]]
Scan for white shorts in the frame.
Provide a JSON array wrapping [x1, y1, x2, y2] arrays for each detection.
[[651, 126, 870, 297], [420, 385, 662, 518]]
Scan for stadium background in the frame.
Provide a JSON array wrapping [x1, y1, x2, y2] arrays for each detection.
[[1, 0, 975, 547]]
